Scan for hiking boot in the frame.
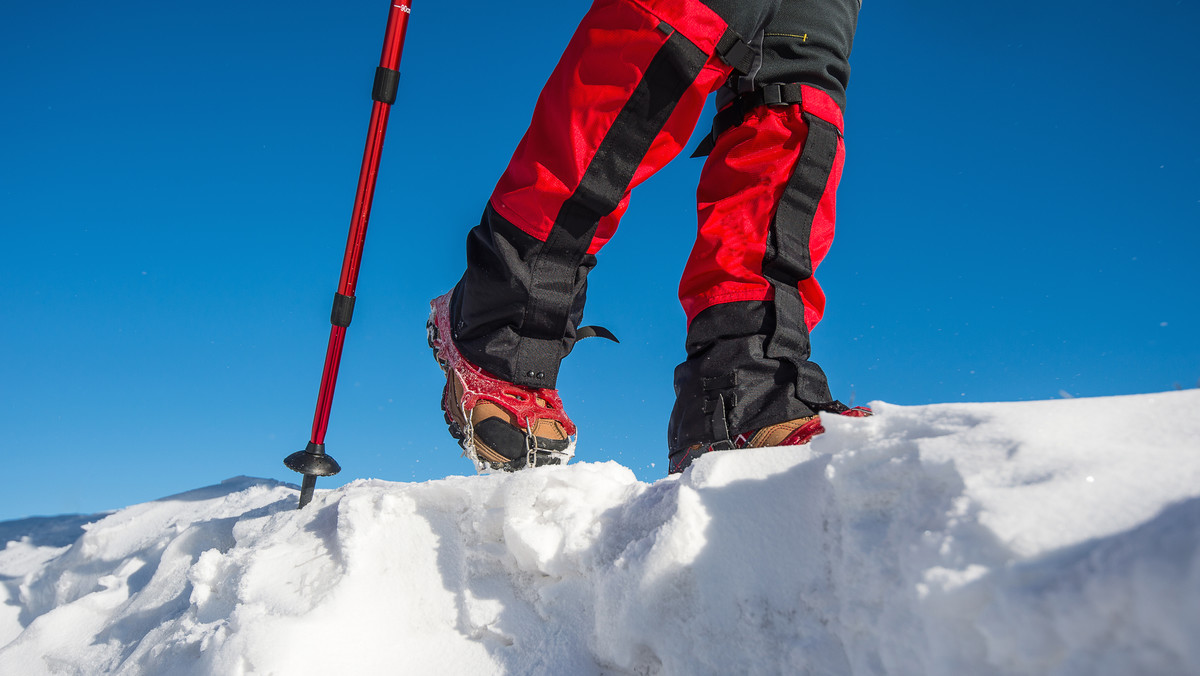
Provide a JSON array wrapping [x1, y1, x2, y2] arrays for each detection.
[[427, 291, 576, 472], [668, 402, 871, 474]]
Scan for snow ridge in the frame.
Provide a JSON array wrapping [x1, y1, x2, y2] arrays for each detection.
[[2, 391, 1198, 675]]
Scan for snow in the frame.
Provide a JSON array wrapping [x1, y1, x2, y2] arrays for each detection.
[[2, 391, 1198, 675]]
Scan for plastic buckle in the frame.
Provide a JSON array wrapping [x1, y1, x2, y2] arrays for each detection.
[[721, 39, 754, 74], [761, 83, 785, 106]]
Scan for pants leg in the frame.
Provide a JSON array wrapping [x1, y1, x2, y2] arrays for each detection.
[[450, 0, 761, 390], [669, 0, 860, 454]]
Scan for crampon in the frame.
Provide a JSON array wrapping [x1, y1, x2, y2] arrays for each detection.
[[427, 292, 576, 472]]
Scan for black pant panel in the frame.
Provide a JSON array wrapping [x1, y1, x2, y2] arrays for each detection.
[[758, 0, 858, 109], [667, 300, 833, 453], [705, 0, 859, 109], [451, 205, 595, 388]]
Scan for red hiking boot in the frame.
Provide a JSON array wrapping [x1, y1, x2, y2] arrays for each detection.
[[427, 292, 576, 472]]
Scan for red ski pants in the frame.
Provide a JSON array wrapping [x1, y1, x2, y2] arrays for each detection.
[[451, 0, 858, 392], [681, 90, 846, 331]]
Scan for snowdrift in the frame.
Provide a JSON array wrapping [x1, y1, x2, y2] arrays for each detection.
[[2, 391, 1198, 675]]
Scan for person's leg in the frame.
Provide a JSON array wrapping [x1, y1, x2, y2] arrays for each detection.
[[432, 0, 767, 469], [669, 0, 864, 471]]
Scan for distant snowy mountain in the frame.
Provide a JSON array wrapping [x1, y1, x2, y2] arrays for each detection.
[[2, 391, 1198, 675]]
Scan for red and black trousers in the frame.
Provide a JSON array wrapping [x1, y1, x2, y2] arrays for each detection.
[[447, 0, 860, 453]]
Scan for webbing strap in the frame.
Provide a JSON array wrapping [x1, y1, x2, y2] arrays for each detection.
[[766, 114, 838, 287], [511, 28, 709, 387], [762, 113, 840, 390], [700, 372, 738, 446], [691, 83, 808, 158], [701, 390, 735, 448]]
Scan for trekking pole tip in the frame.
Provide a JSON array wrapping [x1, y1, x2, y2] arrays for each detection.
[[285, 442, 341, 509]]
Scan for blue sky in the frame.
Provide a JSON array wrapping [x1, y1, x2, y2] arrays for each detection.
[[3, 0, 1198, 520]]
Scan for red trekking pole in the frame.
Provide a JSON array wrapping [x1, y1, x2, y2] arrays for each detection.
[[285, 0, 414, 509]]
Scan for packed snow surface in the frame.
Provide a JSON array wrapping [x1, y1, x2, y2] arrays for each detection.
[[2, 391, 1199, 675]]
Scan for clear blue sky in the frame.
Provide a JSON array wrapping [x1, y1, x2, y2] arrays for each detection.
[[3, 0, 1197, 520]]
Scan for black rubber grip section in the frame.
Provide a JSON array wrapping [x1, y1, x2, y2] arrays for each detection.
[[331, 292, 356, 328], [372, 66, 400, 105]]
